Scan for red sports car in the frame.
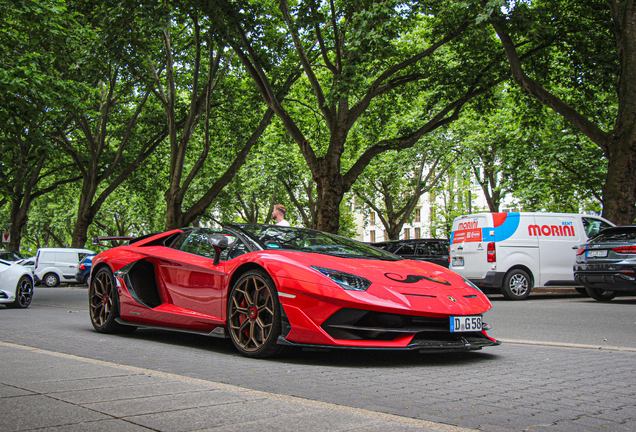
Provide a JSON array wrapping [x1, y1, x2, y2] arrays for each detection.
[[89, 224, 500, 358]]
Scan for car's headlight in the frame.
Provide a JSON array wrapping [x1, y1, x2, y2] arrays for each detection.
[[311, 266, 372, 291]]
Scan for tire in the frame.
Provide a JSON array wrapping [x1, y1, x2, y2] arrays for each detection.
[[89, 267, 136, 334], [575, 287, 589, 296], [501, 269, 532, 300], [227, 270, 285, 358], [585, 287, 616, 302], [43, 272, 59, 287], [6, 276, 33, 309]]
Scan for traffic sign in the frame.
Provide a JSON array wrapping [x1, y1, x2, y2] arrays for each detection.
[[1, 232, 9, 243]]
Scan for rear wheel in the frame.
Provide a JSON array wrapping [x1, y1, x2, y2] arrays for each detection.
[[43, 272, 59, 287], [575, 287, 588, 296], [227, 270, 285, 358], [6, 276, 33, 309], [585, 287, 616, 302], [89, 267, 136, 333], [501, 269, 532, 300]]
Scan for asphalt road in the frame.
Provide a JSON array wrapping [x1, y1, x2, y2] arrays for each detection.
[[2, 286, 635, 431], [485, 292, 636, 349]]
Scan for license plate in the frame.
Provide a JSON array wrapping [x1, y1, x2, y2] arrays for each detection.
[[452, 256, 464, 266], [586, 250, 608, 258], [450, 315, 482, 332]]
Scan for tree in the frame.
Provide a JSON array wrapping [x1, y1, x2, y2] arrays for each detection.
[[143, 2, 299, 230], [486, 0, 634, 224], [353, 137, 456, 240], [429, 167, 478, 238], [220, 0, 510, 233], [0, 0, 91, 251]]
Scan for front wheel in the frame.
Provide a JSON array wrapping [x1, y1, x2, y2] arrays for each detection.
[[227, 270, 285, 358], [89, 267, 136, 333], [585, 287, 616, 302], [501, 269, 532, 300], [6, 276, 33, 309]]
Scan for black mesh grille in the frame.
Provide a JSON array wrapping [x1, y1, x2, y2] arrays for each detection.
[[321, 308, 481, 342]]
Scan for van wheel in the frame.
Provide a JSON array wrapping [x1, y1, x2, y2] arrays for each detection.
[[585, 287, 616, 302], [575, 288, 588, 296], [43, 273, 60, 287], [502, 269, 531, 300]]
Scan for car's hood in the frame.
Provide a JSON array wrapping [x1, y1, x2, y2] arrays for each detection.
[[262, 251, 492, 316]]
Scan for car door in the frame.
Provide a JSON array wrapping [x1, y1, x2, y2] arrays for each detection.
[[56, 251, 80, 280], [153, 229, 247, 321], [535, 214, 581, 284]]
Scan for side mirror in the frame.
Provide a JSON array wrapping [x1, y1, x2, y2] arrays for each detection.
[[208, 234, 229, 265]]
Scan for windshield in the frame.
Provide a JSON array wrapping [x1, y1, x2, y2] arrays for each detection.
[[234, 224, 401, 260]]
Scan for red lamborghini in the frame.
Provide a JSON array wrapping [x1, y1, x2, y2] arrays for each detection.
[[89, 224, 500, 358]]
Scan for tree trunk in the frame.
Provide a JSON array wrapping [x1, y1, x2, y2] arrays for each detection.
[[7, 199, 28, 252], [386, 224, 401, 240], [314, 160, 345, 234], [71, 207, 97, 248], [602, 139, 636, 224], [165, 188, 185, 230]]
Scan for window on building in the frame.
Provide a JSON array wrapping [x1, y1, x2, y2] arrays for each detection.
[[415, 227, 421, 239], [415, 208, 421, 223], [370, 230, 376, 242], [370, 212, 375, 225], [404, 228, 410, 239]]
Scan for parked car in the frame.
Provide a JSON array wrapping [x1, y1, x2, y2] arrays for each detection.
[[0, 251, 24, 262], [89, 224, 499, 358], [17, 256, 36, 269], [371, 239, 450, 267], [75, 254, 95, 285], [449, 212, 614, 300], [0, 258, 34, 308], [574, 225, 636, 301], [34, 248, 95, 287]]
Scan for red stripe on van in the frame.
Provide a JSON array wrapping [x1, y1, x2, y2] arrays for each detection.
[[492, 213, 508, 228]]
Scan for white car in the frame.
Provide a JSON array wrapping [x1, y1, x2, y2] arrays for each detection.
[[0, 258, 34, 308]]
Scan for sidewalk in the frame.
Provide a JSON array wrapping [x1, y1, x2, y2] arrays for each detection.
[[0, 342, 473, 432]]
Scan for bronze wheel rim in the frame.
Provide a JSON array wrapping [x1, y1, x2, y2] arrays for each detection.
[[90, 271, 115, 327], [228, 275, 275, 352]]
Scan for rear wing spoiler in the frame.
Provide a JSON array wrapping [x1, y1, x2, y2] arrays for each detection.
[[91, 235, 135, 247]]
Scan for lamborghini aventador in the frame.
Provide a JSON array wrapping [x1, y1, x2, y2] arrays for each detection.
[[89, 224, 500, 358]]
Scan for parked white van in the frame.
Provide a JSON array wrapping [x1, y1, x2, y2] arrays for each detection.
[[449, 212, 614, 300], [34, 248, 95, 287]]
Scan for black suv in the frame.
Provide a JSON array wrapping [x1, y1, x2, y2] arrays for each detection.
[[371, 238, 450, 267], [574, 225, 636, 301]]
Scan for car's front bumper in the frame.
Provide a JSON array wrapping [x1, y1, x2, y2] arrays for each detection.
[[277, 333, 501, 352]]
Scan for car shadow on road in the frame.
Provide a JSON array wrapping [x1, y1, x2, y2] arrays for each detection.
[[104, 327, 500, 368]]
